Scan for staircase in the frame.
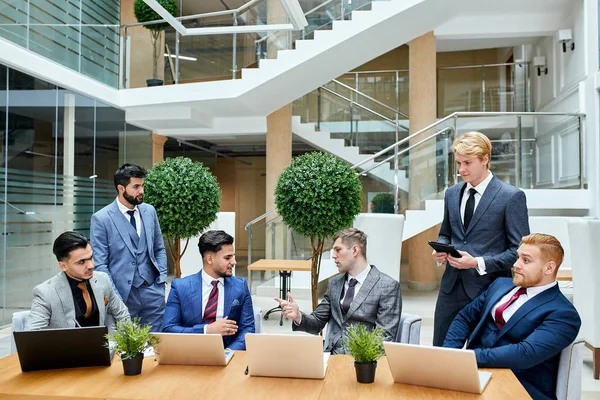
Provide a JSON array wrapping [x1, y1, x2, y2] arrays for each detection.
[[122, 0, 454, 133]]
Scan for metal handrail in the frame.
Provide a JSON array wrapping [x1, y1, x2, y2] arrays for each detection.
[[319, 86, 409, 132], [329, 79, 410, 120]]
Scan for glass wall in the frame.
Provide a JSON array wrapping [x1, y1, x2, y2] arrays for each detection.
[[0, 64, 151, 326], [0, 0, 120, 87]]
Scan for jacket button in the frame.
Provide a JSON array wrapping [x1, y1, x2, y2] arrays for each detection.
[[128, 280, 132, 284], [131, 262, 135, 265], [463, 241, 467, 245]]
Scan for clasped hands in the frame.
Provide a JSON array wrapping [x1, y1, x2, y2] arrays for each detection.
[[206, 317, 238, 336], [274, 292, 302, 324], [432, 250, 478, 270]]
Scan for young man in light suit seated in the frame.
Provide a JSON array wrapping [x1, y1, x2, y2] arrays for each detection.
[[277, 228, 402, 354], [29, 231, 130, 330], [444, 233, 581, 400], [161, 230, 255, 350]]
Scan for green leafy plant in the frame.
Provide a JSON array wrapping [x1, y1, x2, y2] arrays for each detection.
[[106, 318, 159, 360], [275, 152, 362, 310], [343, 324, 385, 364], [133, 0, 179, 80], [371, 193, 396, 214], [144, 157, 221, 277]]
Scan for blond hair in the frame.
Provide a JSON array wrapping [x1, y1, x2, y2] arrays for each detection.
[[521, 233, 564, 269], [333, 228, 367, 258], [452, 131, 492, 169]]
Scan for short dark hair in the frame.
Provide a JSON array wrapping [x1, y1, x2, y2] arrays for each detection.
[[53, 231, 89, 262], [114, 163, 146, 190], [198, 230, 234, 258]]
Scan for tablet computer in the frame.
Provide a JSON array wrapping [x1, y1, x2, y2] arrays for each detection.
[[428, 241, 462, 258]]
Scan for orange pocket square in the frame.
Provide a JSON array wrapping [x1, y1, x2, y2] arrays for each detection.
[[104, 296, 109, 305]]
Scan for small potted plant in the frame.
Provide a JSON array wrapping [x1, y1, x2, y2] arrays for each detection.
[[343, 324, 386, 384], [106, 317, 159, 376]]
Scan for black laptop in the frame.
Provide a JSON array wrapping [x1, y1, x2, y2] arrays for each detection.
[[13, 326, 112, 372]]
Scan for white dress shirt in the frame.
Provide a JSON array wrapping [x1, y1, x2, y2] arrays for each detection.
[[459, 171, 494, 275], [116, 197, 141, 237], [340, 264, 371, 308], [201, 269, 225, 333], [491, 281, 558, 324]]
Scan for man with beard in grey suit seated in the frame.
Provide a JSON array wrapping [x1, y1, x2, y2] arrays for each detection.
[[276, 228, 402, 354]]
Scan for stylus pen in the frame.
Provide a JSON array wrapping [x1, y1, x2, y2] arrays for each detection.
[[245, 366, 249, 375]]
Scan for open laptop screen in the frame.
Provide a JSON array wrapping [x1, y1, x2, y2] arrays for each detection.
[[13, 326, 111, 372]]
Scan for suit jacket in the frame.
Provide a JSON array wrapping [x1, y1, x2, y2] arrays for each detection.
[[90, 199, 167, 301], [444, 278, 581, 400], [161, 271, 255, 351], [438, 175, 530, 299], [293, 266, 401, 353], [29, 271, 130, 330]]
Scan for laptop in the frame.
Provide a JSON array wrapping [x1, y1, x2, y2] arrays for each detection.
[[245, 334, 329, 379], [152, 333, 234, 366], [13, 326, 112, 372], [384, 342, 492, 394]]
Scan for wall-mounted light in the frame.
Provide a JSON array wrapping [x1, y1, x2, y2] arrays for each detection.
[[557, 29, 574, 52], [533, 56, 548, 76], [164, 53, 197, 61]]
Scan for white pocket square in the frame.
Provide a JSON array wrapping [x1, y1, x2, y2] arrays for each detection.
[[231, 299, 240, 307]]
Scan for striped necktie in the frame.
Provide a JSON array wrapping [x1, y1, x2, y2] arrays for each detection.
[[203, 280, 219, 323]]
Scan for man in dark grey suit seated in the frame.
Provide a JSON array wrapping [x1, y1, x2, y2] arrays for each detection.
[[29, 231, 130, 330], [277, 228, 402, 354]]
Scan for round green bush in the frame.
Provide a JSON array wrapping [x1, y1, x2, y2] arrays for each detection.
[[133, 0, 179, 32], [144, 157, 221, 239], [371, 193, 396, 214]]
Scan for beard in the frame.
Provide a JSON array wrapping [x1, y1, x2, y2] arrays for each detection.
[[513, 269, 543, 288], [123, 191, 143, 206]]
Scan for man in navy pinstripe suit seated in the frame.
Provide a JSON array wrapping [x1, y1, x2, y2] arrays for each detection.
[[161, 230, 255, 350]]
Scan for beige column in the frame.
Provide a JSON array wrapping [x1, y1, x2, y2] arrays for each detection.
[[266, 104, 292, 260], [407, 32, 438, 291], [266, 0, 287, 59], [152, 133, 169, 165]]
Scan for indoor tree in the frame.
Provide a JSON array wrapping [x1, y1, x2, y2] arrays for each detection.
[[144, 157, 221, 277], [275, 152, 362, 310], [133, 0, 178, 83]]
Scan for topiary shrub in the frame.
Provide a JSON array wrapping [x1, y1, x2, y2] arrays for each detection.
[[275, 152, 362, 310], [133, 0, 178, 80], [371, 193, 396, 214], [144, 157, 221, 277]]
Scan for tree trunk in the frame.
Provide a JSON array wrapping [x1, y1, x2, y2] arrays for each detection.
[[150, 30, 161, 80], [172, 235, 181, 278], [310, 236, 325, 311]]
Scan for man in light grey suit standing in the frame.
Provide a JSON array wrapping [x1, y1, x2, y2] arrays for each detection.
[[277, 228, 401, 354], [91, 164, 167, 331], [432, 131, 530, 346], [29, 231, 129, 329]]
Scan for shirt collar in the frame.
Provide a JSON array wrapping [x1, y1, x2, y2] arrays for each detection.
[[116, 197, 138, 215], [201, 269, 225, 287], [349, 264, 371, 285], [524, 280, 557, 298], [466, 171, 494, 195]]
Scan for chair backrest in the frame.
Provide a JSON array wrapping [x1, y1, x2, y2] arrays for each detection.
[[10, 310, 31, 354], [556, 340, 585, 400], [395, 313, 422, 344], [253, 306, 262, 334]]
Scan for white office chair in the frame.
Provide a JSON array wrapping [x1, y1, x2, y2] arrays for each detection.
[[253, 306, 262, 334], [395, 313, 422, 344], [10, 310, 31, 354], [556, 339, 585, 400]]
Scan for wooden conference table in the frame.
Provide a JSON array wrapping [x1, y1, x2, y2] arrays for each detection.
[[0, 352, 530, 400]]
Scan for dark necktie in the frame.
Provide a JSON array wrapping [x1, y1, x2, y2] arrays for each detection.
[[463, 188, 477, 229], [203, 280, 219, 323], [126, 210, 137, 231], [77, 281, 93, 318], [494, 287, 527, 329], [341, 278, 358, 316]]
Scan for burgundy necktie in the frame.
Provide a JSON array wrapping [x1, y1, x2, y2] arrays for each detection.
[[494, 287, 527, 329], [203, 280, 219, 323]]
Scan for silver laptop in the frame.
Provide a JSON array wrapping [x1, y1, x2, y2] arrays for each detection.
[[384, 342, 492, 394], [245, 334, 330, 379], [152, 333, 234, 366]]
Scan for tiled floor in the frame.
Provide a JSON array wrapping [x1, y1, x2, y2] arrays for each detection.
[[1, 285, 599, 399]]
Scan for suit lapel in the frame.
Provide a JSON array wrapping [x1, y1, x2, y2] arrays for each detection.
[[192, 272, 204, 322], [107, 200, 136, 257], [345, 267, 379, 320], [139, 205, 153, 253], [331, 275, 345, 323], [54, 272, 76, 327], [465, 176, 501, 235], [469, 281, 514, 343], [495, 285, 560, 343], [453, 183, 468, 236], [89, 274, 106, 325], [223, 278, 234, 318]]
